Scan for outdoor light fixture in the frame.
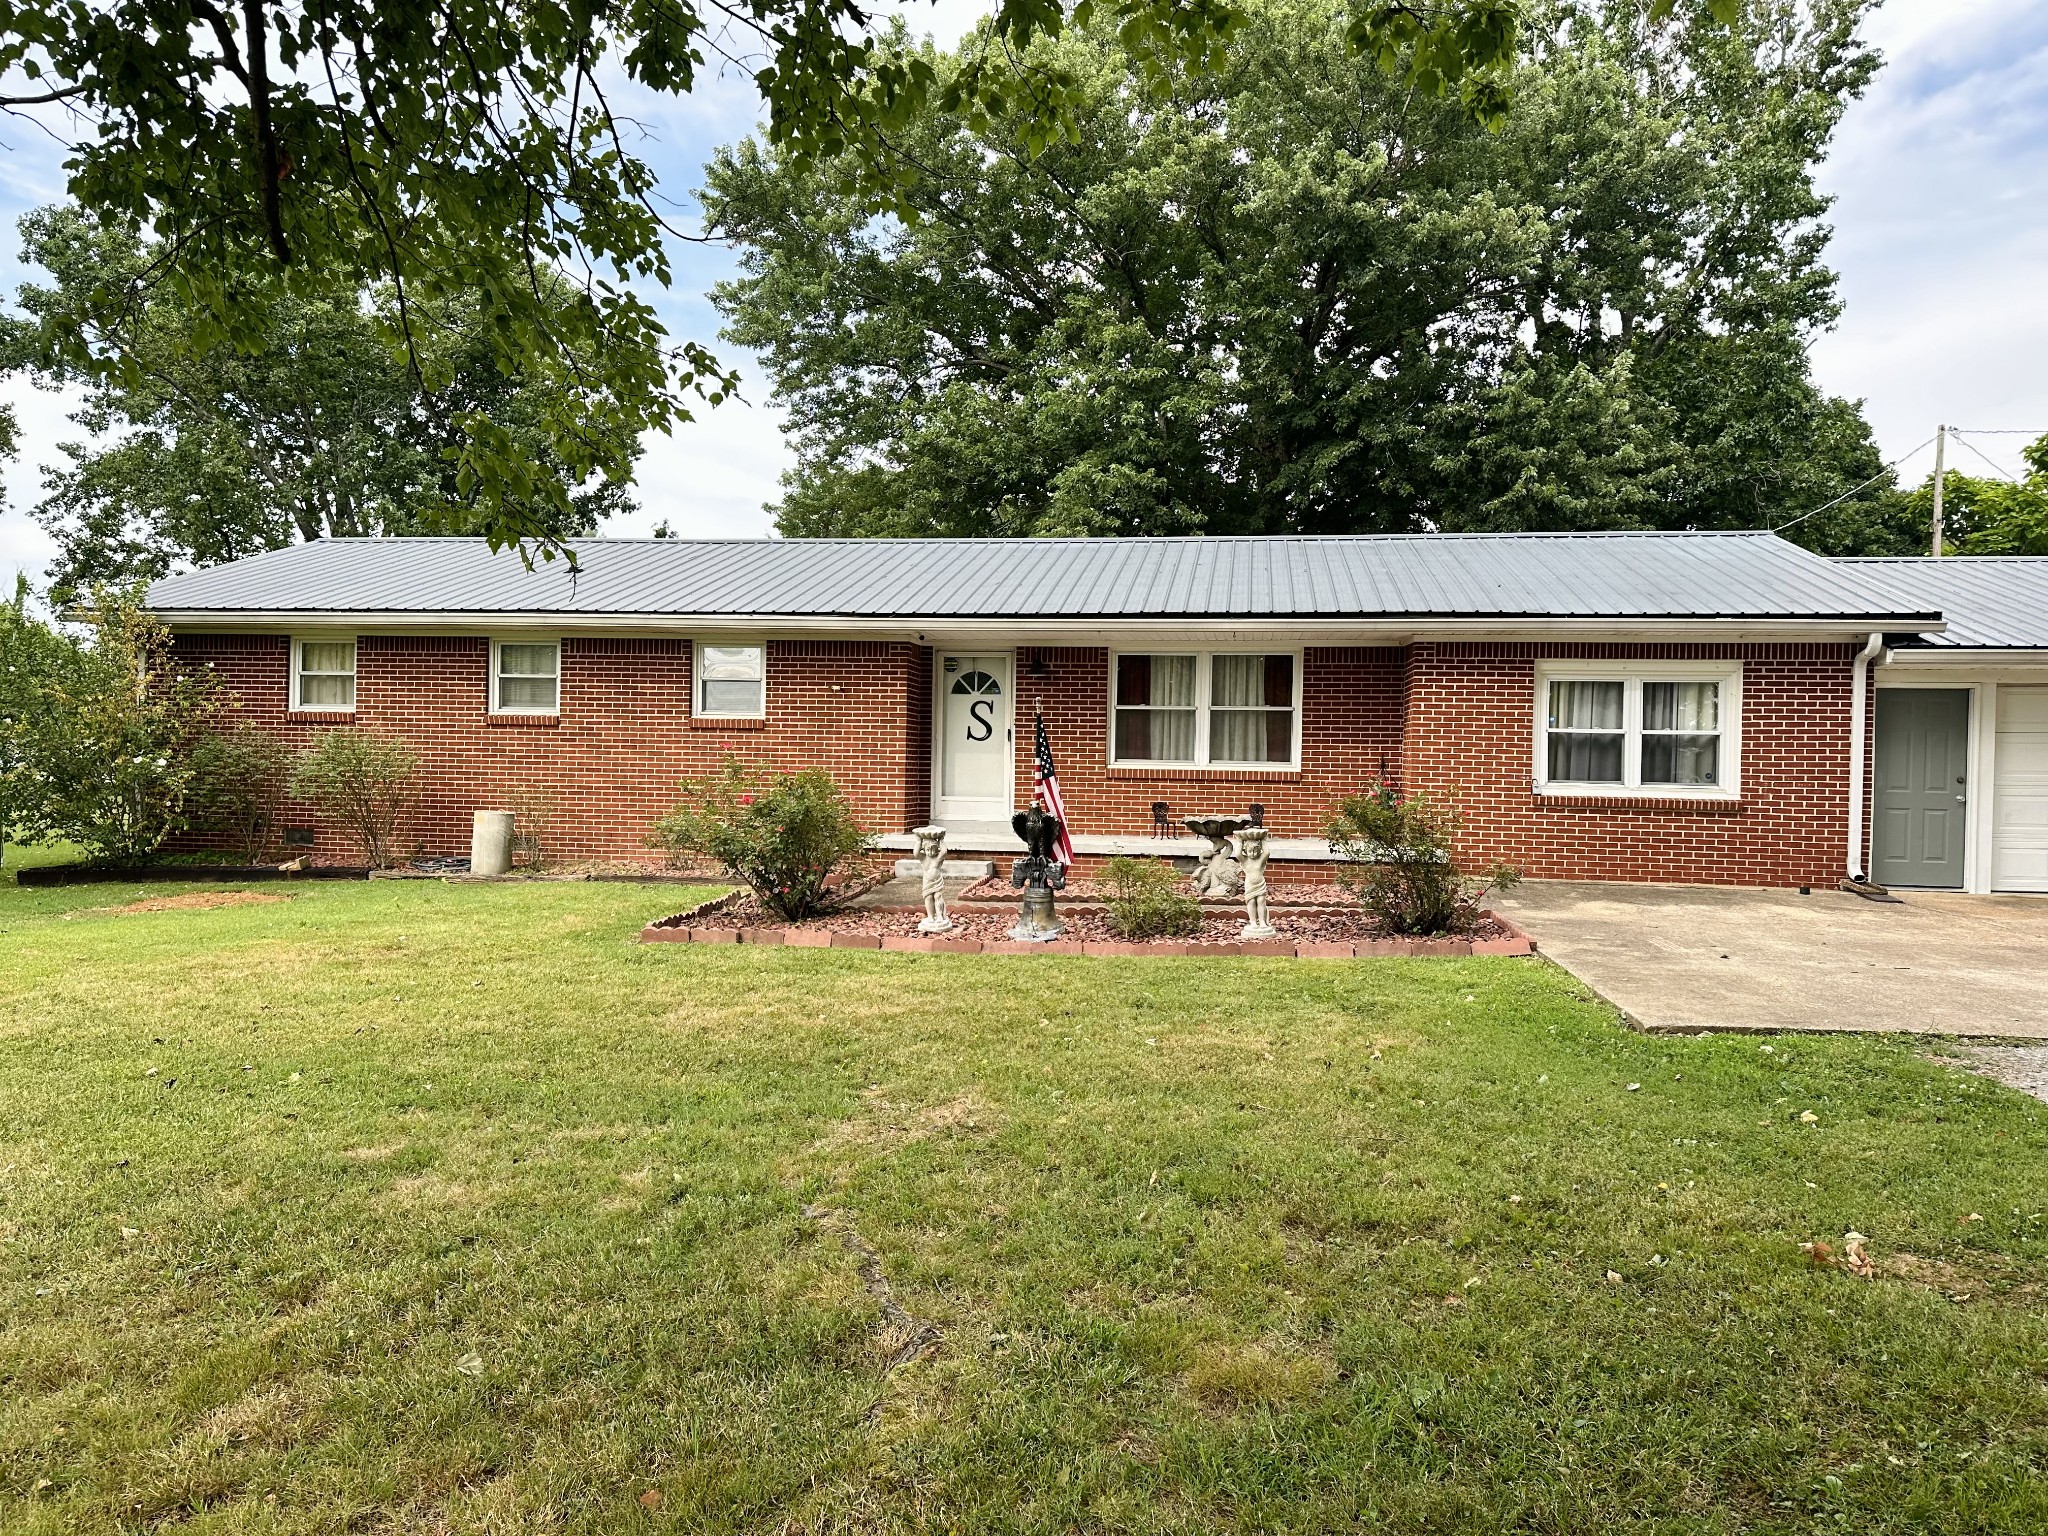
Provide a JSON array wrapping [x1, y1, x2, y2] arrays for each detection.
[[1026, 652, 1051, 679], [1247, 802, 1265, 826], [1151, 800, 1171, 828]]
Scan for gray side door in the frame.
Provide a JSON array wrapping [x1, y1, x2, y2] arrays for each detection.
[[1873, 688, 1970, 889]]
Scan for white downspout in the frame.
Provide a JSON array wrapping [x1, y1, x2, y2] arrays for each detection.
[[1846, 631, 1886, 881]]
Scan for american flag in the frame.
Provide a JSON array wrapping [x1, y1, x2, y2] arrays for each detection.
[[1032, 709, 1075, 865]]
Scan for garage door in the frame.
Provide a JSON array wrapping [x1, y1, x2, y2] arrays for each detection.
[[1994, 686, 2048, 892]]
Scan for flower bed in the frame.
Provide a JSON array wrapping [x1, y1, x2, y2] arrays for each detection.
[[955, 874, 1361, 908], [640, 892, 1534, 957]]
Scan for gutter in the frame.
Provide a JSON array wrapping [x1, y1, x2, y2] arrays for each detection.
[[1845, 631, 1888, 881], [146, 612, 1947, 644]]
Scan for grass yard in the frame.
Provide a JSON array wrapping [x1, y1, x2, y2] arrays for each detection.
[[4, 875, 2048, 1534]]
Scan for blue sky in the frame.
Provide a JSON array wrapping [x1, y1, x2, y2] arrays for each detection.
[[2, 0, 2044, 583]]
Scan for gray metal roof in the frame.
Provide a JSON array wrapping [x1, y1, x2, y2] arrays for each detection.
[[145, 531, 1939, 624], [1837, 557, 2048, 649]]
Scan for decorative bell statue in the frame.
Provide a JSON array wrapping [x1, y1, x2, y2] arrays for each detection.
[[1008, 800, 1067, 941]]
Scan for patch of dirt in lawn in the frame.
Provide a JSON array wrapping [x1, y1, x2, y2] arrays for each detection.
[[808, 1087, 1000, 1157], [73, 890, 289, 918], [383, 1172, 481, 1208], [193, 1381, 329, 1452], [1884, 1248, 2047, 1306], [339, 1143, 404, 1162]]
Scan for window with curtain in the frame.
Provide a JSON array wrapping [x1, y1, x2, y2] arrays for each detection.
[[1642, 680, 1720, 786], [696, 642, 765, 717], [493, 641, 559, 713], [1547, 679, 1625, 784], [1209, 654, 1295, 764], [1538, 669, 1737, 794], [1114, 654, 1197, 762], [294, 639, 356, 710], [1111, 653, 1298, 767]]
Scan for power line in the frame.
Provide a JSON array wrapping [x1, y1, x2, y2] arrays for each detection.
[[1947, 428, 2047, 435], [1771, 433, 1937, 533], [1948, 431, 2021, 482]]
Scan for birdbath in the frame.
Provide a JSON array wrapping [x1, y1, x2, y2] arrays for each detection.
[[1184, 814, 1254, 898]]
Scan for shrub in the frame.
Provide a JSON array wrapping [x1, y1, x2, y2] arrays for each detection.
[[508, 786, 558, 869], [288, 728, 420, 867], [1325, 781, 1520, 936], [1102, 853, 1203, 939], [2, 584, 218, 863], [649, 756, 869, 920], [186, 725, 292, 861]]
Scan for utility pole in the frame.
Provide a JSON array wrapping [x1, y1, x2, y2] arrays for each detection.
[[1931, 423, 1947, 556]]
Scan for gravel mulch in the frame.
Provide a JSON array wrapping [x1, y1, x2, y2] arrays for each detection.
[[956, 875, 1363, 908], [672, 892, 1514, 946]]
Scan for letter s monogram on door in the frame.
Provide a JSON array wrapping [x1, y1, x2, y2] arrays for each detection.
[[966, 699, 994, 741]]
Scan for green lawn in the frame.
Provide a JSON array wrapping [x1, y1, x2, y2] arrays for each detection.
[[3, 876, 2047, 1533]]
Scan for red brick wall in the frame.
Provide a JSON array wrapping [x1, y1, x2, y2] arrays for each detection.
[[173, 632, 1855, 886], [171, 634, 929, 863], [1399, 642, 1855, 887], [1014, 646, 1407, 843]]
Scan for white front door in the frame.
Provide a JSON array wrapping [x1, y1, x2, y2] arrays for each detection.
[[1993, 686, 2048, 892], [935, 653, 1014, 821]]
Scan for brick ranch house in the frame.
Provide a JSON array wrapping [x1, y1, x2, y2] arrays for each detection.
[[144, 531, 2048, 892]]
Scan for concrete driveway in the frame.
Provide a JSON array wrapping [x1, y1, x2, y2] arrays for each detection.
[[1497, 882, 2048, 1037]]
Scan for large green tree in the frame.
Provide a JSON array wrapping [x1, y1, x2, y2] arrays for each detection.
[[0, 0, 1740, 553], [6, 208, 638, 601], [708, 0, 1900, 546]]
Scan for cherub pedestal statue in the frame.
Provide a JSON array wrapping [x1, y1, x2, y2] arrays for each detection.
[[912, 825, 953, 933], [1237, 825, 1275, 939]]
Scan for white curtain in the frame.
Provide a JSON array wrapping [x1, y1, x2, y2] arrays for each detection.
[[1210, 655, 1291, 763]]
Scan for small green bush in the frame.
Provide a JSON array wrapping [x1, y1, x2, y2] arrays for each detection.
[[1325, 781, 1520, 936], [1102, 854, 1203, 940], [649, 756, 870, 920], [288, 728, 420, 867], [186, 725, 292, 861]]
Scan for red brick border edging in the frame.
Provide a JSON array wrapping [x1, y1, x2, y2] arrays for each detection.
[[638, 907, 1536, 958]]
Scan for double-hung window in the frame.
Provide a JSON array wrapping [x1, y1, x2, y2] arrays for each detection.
[[695, 642, 765, 718], [492, 639, 560, 714], [1111, 652, 1298, 768], [1535, 663, 1739, 796], [292, 638, 356, 711]]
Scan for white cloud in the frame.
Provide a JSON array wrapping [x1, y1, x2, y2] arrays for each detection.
[[1809, 0, 2048, 483]]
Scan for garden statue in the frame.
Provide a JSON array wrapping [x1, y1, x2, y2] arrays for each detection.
[[1236, 825, 1275, 939], [912, 825, 954, 933], [1184, 813, 1253, 898], [1008, 800, 1067, 941]]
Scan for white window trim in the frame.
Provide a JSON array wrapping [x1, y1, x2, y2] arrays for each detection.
[[490, 637, 561, 716], [289, 634, 357, 713], [693, 639, 767, 720], [1106, 650, 1304, 771], [1532, 659, 1743, 799]]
